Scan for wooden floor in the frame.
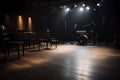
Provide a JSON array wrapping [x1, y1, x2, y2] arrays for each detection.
[[0, 44, 120, 80]]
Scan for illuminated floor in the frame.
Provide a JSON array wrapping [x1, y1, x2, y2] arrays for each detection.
[[0, 44, 120, 80]]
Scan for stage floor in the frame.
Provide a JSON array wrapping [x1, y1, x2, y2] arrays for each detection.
[[0, 44, 120, 80]]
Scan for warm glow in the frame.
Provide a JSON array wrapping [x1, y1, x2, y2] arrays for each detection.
[[28, 17, 32, 32], [17, 15, 24, 30], [51, 45, 78, 55], [5, 14, 10, 26], [7, 58, 49, 70]]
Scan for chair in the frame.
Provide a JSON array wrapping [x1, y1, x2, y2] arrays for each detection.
[[0, 25, 24, 59], [49, 38, 59, 48], [39, 33, 59, 49], [24, 32, 37, 49]]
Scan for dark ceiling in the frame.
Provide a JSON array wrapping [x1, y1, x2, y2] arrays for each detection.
[[0, 0, 100, 10], [0, 0, 119, 17]]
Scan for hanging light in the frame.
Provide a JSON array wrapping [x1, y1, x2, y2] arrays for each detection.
[[82, 3, 85, 7], [80, 7, 84, 12], [86, 6, 90, 10]]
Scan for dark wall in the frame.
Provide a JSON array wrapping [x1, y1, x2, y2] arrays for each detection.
[[0, 0, 120, 42]]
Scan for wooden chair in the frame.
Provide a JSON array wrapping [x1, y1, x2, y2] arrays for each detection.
[[0, 25, 24, 59]]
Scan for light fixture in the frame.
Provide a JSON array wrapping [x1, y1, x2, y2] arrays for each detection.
[[74, 5, 77, 7], [97, 3, 100, 6], [86, 6, 90, 10], [64, 6, 67, 8], [80, 7, 84, 12], [94, 8, 96, 11], [82, 3, 85, 7], [66, 8, 70, 12]]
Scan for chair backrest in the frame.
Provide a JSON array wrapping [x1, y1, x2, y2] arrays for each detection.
[[0, 25, 9, 47]]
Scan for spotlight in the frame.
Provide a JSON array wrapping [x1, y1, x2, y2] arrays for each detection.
[[80, 7, 84, 12], [97, 3, 100, 6], [74, 5, 77, 7], [64, 6, 67, 8], [94, 8, 96, 11], [66, 8, 70, 12], [86, 6, 90, 10], [82, 3, 85, 7]]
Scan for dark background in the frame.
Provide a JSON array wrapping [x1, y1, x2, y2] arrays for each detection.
[[0, 0, 120, 42]]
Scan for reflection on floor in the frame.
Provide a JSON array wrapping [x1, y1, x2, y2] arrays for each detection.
[[0, 44, 120, 80]]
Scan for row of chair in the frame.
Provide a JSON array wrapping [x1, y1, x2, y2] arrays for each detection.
[[0, 25, 59, 60]]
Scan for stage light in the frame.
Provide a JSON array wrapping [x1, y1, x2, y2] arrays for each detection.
[[74, 5, 77, 7], [80, 7, 84, 12], [94, 8, 96, 11], [66, 8, 70, 12], [86, 6, 90, 10], [64, 6, 67, 8], [18, 15, 23, 30], [97, 3, 100, 6], [28, 17, 32, 32], [82, 3, 85, 7]]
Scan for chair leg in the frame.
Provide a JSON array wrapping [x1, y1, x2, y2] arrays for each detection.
[[7, 47, 10, 57], [29, 44, 30, 48], [33, 42, 34, 49], [18, 45, 20, 59], [4, 48, 7, 60], [38, 42, 41, 50], [51, 42, 52, 47], [22, 44, 24, 56], [56, 43, 57, 48]]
